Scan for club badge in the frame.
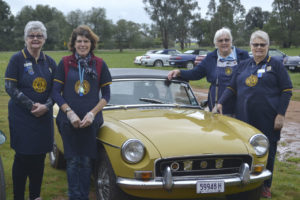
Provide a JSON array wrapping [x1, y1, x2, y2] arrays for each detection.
[[24, 61, 34, 75], [75, 80, 90, 96], [245, 74, 258, 87], [32, 77, 47, 93], [225, 67, 232, 76]]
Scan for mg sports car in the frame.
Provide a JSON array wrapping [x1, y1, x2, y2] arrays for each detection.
[[50, 68, 271, 200]]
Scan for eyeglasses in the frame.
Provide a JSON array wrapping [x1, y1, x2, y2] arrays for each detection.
[[251, 43, 267, 47], [27, 34, 44, 39], [217, 38, 230, 43]]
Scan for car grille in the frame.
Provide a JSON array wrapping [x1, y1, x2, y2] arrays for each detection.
[[155, 155, 252, 177]]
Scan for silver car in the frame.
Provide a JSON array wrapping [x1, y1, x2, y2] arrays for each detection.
[[141, 49, 181, 67]]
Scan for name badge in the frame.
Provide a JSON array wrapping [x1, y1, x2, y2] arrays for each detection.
[[257, 69, 265, 78]]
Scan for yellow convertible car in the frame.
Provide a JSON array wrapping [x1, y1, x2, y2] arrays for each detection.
[[50, 68, 271, 200]]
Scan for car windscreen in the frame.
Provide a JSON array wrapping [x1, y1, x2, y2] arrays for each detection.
[[107, 80, 198, 106]]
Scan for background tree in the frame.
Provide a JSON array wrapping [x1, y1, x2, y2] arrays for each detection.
[[173, 0, 199, 50], [143, 0, 178, 49], [265, 0, 300, 47], [0, 0, 15, 51]]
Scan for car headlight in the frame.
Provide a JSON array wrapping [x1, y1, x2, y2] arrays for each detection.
[[121, 139, 145, 163], [249, 134, 269, 157]]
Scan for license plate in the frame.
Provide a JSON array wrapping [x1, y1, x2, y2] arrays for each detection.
[[170, 62, 175, 65], [289, 66, 295, 70], [196, 180, 225, 194]]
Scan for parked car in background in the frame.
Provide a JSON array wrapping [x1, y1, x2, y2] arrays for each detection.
[[283, 55, 300, 72], [169, 49, 210, 69], [249, 48, 286, 63], [141, 49, 181, 67], [194, 50, 211, 66], [50, 68, 271, 200], [134, 50, 157, 65]]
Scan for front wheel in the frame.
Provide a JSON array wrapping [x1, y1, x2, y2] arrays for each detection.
[[95, 150, 130, 200], [0, 157, 6, 200], [226, 185, 262, 200], [153, 60, 163, 67], [186, 61, 194, 69]]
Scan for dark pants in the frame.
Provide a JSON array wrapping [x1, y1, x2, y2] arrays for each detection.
[[12, 153, 46, 200], [264, 139, 278, 188], [66, 156, 92, 200]]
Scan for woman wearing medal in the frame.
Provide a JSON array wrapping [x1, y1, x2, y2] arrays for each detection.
[[167, 27, 249, 115], [5, 21, 56, 200], [51, 25, 111, 200], [217, 30, 293, 198]]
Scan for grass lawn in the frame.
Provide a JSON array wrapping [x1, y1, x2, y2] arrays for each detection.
[[0, 49, 300, 199]]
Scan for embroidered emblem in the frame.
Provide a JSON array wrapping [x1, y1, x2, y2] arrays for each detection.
[[225, 67, 232, 75], [245, 74, 258, 87], [266, 65, 272, 72], [32, 77, 47, 93], [75, 80, 90, 96], [24, 61, 34, 75]]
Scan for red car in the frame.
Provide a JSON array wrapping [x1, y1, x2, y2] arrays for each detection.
[[194, 50, 210, 66]]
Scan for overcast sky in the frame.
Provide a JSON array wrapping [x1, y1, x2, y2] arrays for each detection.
[[5, 0, 273, 24]]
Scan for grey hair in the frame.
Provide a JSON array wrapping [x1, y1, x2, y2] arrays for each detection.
[[250, 30, 269, 45], [24, 21, 47, 41], [213, 27, 233, 47]]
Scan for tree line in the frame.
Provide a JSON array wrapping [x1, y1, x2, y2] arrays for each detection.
[[0, 0, 300, 52]]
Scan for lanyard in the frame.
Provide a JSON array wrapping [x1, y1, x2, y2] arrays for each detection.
[[78, 62, 85, 96]]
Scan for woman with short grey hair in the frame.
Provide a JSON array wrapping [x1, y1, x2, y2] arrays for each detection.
[[217, 30, 293, 198], [5, 20, 57, 200], [168, 27, 249, 115]]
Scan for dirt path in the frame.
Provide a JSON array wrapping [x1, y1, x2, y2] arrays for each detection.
[[192, 88, 300, 162]]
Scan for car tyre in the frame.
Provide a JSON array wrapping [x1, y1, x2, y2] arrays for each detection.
[[226, 184, 262, 200], [0, 157, 6, 200], [186, 61, 194, 69], [95, 150, 130, 200], [153, 60, 163, 67], [49, 142, 66, 169]]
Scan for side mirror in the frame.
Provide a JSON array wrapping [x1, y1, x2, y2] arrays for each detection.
[[0, 130, 6, 145]]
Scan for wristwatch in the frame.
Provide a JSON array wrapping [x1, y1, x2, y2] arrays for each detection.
[[65, 107, 71, 113]]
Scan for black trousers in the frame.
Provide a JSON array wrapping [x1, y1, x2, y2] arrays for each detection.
[[264, 139, 278, 188], [12, 153, 46, 200]]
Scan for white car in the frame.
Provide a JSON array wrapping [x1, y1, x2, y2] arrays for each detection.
[[134, 50, 157, 65], [141, 49, 181, 67]]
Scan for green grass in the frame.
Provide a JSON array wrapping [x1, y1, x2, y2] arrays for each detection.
[[0, 49, 300, 199]]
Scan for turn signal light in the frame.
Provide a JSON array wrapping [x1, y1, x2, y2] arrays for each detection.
[[134, 171, 153, 181]]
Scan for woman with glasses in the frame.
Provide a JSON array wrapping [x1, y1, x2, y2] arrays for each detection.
[[5, 21, 57, 200], [168, 27, 249, 115], [217, 30, 293, 198]]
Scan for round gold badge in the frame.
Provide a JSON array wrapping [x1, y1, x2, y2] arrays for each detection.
[[245, 74, 258, 87], [75, 80, 90, 95], [225, 67, 232, 76], [32, 77, 47, 93]]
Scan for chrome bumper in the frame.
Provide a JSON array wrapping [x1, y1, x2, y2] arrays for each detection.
[[117, 164, 271, 190]]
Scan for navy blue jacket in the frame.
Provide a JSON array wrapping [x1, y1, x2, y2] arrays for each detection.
[[219, 56, 293, 141], [180, 48, 249, 114]]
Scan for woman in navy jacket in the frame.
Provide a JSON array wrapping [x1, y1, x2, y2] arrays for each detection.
[[217, 30, 293, 198], [5, 21, 56, 200], [168, 27, 249, 115]]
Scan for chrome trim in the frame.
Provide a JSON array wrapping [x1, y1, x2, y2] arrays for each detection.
[[163, 166, 173, 190], [240, 163, 250, 184], [153, 154, 254, 177], [117, 169, 271, 190]]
